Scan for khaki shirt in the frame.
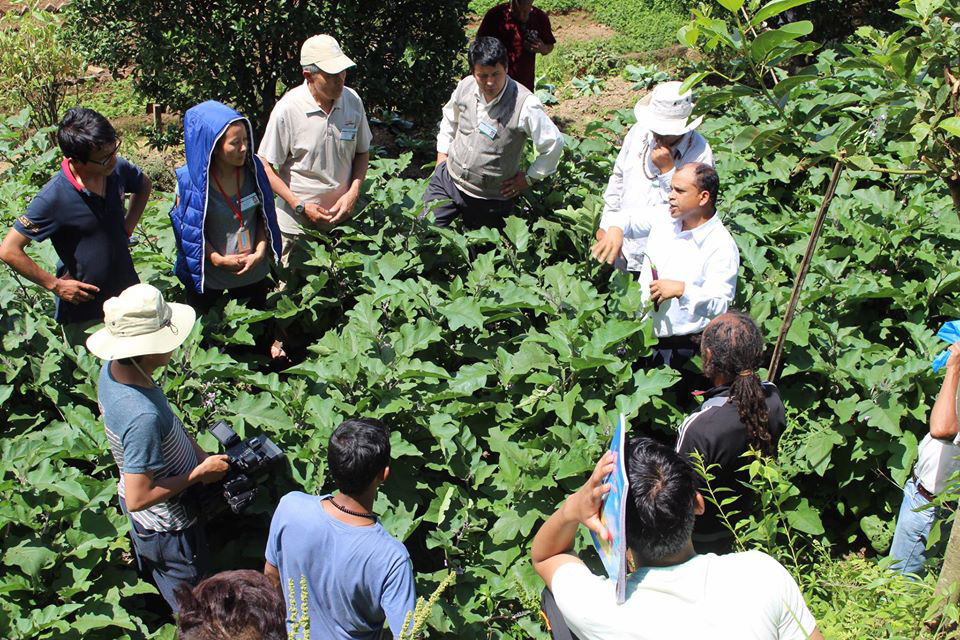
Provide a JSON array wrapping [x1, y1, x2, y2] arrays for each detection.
[[258, 82, 372, 234]]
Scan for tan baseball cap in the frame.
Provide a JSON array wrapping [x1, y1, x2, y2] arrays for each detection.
[[300, 35, 355, 74]]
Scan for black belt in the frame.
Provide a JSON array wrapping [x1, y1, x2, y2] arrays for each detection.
[[657, 333, 702, 349]]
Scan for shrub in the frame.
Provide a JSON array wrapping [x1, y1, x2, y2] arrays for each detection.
[[64, 0, 470, 138], [0, 2, 89, 131]]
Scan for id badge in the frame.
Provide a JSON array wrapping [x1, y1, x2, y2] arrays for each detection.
[[478, 121, 498, 140], [239, 192, 261, 210], [235, 226, 252, 254], [340, 126, 357, 141]]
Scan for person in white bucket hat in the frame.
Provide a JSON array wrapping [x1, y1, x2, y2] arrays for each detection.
[[87, 283, 229, 612], [591, 81, 714, 272]]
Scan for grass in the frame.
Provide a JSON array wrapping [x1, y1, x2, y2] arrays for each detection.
[[469, 0, 584, 15], [580, 0, 686, 50], [807, 552, 946, 639], [467, 0, 687, 86], [82, 75, 142, 121]]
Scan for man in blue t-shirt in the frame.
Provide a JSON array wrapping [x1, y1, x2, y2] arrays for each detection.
[[0, 108, 152, 342], [264, 418, 416, 639]]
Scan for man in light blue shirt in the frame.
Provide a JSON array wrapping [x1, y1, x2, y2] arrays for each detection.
[[264, 418, 415, 638]]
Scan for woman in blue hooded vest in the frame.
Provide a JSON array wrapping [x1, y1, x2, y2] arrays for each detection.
[[170, 101, 282, 317]]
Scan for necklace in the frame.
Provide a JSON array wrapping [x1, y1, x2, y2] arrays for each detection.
[[131, 360, 156, 387], [326, 496, 378, 520]]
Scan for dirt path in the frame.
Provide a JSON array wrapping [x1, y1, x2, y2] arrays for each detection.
[[548, 75, 642, 134], [550, 9, 617, 42]]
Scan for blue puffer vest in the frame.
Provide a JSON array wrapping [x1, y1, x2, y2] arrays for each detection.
[[170, 100, 282, 294]]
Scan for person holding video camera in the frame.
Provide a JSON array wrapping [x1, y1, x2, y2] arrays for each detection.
[[264, 418, 416, 638], [87, 283, 230, 612]]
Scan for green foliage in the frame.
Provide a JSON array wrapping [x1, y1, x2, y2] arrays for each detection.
[[64, 0, 470, 138], [572, 74, 605, 95], [82, 76, 143, 122], [538, 36, 636, 86], [624, 63, 672, 90], [0, 2, 89, 130], [675, 0, 960, 555], [0, 100, 683, 636], [579, 0, 687, 50], [398, 571, 457, 639], [469, 0, 584, 15], [6, 1, 960, 633]]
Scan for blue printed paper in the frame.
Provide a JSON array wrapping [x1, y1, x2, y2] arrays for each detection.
[[591, 414, 628, 604]]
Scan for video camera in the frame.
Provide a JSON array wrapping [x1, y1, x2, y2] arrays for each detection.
[[208, 420, 285, 514]]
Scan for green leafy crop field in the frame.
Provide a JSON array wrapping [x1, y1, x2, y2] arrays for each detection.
[[3, 0, 960, 637]]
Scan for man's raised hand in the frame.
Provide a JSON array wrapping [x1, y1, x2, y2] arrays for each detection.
[[651, 142, 674, 174], [591, 227, 624, 264], [563, 451, 616, 542]]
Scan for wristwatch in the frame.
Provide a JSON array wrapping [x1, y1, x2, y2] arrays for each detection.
[[295, 201, 305, 215]]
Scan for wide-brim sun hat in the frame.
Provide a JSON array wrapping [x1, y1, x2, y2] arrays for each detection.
[[86, 284, 196, 361], [634, 81, 704, 136], [300, 34, 355, 75]]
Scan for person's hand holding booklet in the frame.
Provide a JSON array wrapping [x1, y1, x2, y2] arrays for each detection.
[[590, 415, 630, 604]]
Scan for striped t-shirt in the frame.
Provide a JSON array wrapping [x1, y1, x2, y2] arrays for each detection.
[[98, 362, 199, 532]]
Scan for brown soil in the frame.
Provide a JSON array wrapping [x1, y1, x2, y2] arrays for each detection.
[[550, 9, 617, 42], [467, 7, 616, 42], [548, 75, 642, 135]]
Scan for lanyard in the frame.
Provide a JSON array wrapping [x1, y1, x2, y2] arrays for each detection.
[[212, 166, 245, 227]]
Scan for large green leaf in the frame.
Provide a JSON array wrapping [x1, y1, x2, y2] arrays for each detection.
[[750, 21, 814, 62], [751, 0, 815, 25]]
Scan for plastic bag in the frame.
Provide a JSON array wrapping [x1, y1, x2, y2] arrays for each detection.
[[931, 320, 960, 372]]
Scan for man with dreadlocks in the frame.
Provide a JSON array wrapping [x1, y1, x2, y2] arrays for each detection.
[[675, 310, 786, 554]]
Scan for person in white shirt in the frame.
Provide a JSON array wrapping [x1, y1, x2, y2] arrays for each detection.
[[592, 82, 713, 271], [629, 163, 739, 382], [531, 437, 824, 640], [423, 36, 564, 231], [889, 341, 960, 576], [258, 35, 372, 263]]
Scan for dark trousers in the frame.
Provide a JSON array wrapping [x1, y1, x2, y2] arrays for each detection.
[[422, 161, 514, 231], [121, 498, 210, 612], [184, 277, 270, 315], [541, 588, 580, 640], [647, 333, 704, 411]]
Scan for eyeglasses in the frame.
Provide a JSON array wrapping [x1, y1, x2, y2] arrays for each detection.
[[86, 139, 122, 166]]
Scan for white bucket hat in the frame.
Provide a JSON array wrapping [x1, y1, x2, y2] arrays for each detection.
[[86, 284, 196, 360], [633, 81, 704, 136], [300, 34, 355, 74]]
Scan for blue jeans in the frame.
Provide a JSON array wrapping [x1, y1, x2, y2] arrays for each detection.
[[889, 477, 942, 576]]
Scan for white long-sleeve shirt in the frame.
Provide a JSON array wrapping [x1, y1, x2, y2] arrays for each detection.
[[639, 214, 739, 337], [599, 124, 713, 271], [436, 81, 564, 192]]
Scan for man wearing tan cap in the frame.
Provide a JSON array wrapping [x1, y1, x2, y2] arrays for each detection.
[[258, 34, 372, 263]]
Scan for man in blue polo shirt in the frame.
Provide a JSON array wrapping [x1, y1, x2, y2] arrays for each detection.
[[0, 107, 152, 344]]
